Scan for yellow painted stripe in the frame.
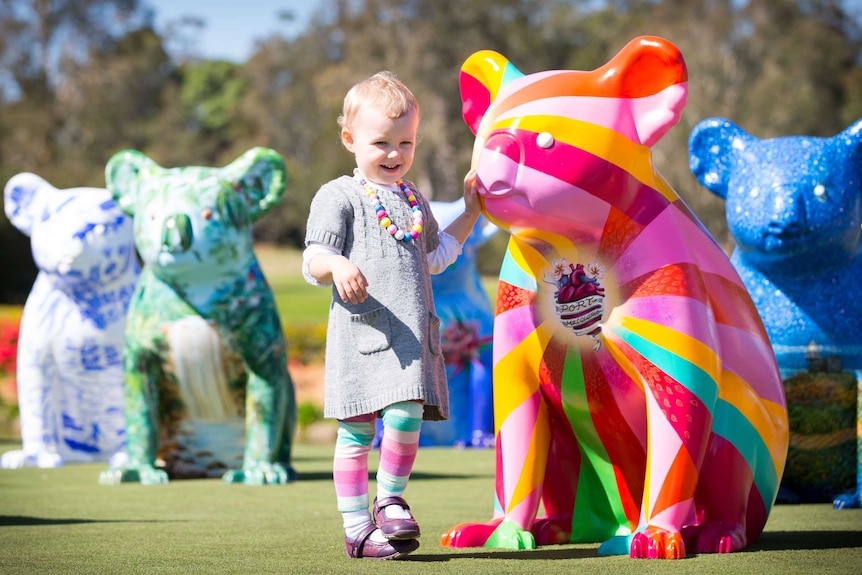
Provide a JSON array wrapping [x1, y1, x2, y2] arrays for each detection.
[[462, 51, 512, 101], [508, 234, 554, 277], [509, 401, 552, 509], [600, 333, 645, 394], [490, 115, 677, 202], [717, 370, 789, 473], [514, 228, 577, 256], [492, 323, 554, 431], [618, 316, 721, 379]]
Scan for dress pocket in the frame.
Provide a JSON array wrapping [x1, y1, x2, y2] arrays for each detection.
[[428, 312, 442, 355], [350, 307, 392, 354]]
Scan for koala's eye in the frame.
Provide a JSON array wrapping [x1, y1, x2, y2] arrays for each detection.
[[536, 132, 555, 149], [202, 208, 213, 220], [813, 183, 827, 202]]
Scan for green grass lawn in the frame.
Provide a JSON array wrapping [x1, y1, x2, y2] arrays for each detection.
[[0, 441, 860, 575], [2, 246, 860, 574]]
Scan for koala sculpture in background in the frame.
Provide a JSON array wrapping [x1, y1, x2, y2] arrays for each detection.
[[441, 37, 789, 559], [98, 148, 297, 486], [689, 118, 862, 509], [425, 199, 497, 448], [380, 199, 498, 448], [2, 173, 138, 469]]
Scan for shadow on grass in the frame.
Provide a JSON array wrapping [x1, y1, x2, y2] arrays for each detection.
[[0, 515, 183, 527], [400, 530, 862, 562], [407, 547, 598, 561], [750, 530, 862, 551], [294, 471, 478, 481]]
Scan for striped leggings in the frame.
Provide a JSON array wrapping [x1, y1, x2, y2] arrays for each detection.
[[333, 401, 423, 513]]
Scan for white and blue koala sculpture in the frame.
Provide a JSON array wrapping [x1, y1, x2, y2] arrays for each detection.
[[689, 117, 862, 508], [1, 173, 139, 468]]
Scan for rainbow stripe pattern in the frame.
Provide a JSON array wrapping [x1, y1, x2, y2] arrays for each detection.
[[441, 37, 789, 558]]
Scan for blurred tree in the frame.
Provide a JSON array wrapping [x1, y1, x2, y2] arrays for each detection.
[[55, 26, 172, 184], [0, 0, 150, 304], [2, 0, 862, 301], [147, 59, 250, 166]]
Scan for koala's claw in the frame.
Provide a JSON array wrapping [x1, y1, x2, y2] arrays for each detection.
[[630, 526, 686, 559], [833, 489, 862, 509], [0, 450, 64, 469], [692, 522, 746, 554], [98, 464, 169, 485], [222, 462, 292, 485]]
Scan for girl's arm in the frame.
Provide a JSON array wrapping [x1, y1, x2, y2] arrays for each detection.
[[305, 248, 369, 304]]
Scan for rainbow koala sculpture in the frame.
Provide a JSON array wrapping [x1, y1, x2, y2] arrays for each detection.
[[98, 148, 296, 486], [441, 37, 789, 558], [2, 173, 138, 468]]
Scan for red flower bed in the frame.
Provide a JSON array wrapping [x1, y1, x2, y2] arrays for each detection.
[[0, 317, 20, 415]]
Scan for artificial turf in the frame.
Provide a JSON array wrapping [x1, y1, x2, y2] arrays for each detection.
[[1, 440, 860, 575]]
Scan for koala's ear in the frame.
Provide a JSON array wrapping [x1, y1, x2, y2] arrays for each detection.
[[223, 147, 287, 222], [3, 172, 54, 237], [836, 117, 862, 154], [688, 117, 753, 200], [613, 36, 688, 146], [460, 50, 524, 135], [106, 149, 158, 214]]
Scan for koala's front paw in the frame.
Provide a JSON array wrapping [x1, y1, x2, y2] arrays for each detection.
[[98, 464, 169, 485], [833, 489, 862, 509], [222, 461, 294, 486], [630, 526, 686, 559], [0, 450, 64, 469]]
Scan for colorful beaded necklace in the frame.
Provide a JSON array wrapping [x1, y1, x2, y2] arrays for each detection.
[[354, 170, 424, 242]]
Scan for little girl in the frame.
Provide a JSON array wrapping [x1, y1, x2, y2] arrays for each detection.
[[302, 71, 480, 560]]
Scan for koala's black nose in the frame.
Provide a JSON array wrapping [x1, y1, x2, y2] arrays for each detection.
[[161, 214, 193, 252]]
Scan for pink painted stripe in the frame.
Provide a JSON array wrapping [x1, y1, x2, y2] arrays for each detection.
[[497, 391, 543, 509], [493, 305, 540, 364], [649, 498, 696, 532], [498, 95, 642, 142], [642, 391, 685, 510], [482, 132, 670, 226], [616, 295, 718, 348], [477, 155, 610, 240], [595, 350, 647, 451], [613, 203, 744, 287], [716, 323, 784, 405]]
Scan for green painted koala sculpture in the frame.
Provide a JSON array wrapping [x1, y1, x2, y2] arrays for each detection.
[[98, 148, 297, 486]]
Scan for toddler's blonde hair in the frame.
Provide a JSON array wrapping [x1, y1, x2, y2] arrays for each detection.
[[338, 71, 420, 133]]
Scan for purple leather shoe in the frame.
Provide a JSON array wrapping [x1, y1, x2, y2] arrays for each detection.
[[344, 523, 419, 560], [373, 496, 421, 540]]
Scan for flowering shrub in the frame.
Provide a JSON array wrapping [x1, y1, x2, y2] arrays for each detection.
[[0, 317, 20, 421]]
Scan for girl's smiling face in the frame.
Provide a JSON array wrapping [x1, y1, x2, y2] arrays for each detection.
[[342, 103, 419, 186]]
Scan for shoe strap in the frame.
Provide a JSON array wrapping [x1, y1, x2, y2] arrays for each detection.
[[376, 496, 411, 511], [349, 523, 378, 558]]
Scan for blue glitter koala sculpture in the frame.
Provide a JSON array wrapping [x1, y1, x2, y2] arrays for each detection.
[[689, 117, 862, 508]]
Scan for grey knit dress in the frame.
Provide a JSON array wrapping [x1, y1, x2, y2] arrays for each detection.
[[304, 175, 449, 421]]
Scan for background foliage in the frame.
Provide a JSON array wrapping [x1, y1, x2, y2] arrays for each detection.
[[2, 0, 862, 302]]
